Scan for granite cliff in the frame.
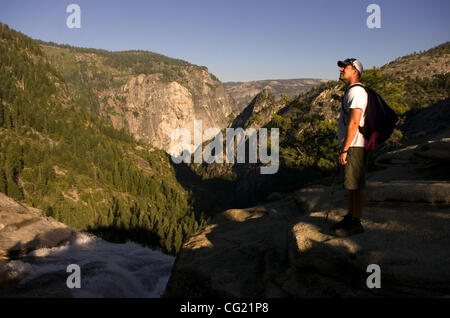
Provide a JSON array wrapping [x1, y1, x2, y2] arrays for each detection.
[[99, 68, 234, 155], [41, 44, 236, 155]]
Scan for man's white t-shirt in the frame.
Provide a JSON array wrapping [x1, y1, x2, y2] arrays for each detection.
[[338, 83, 368, 148]]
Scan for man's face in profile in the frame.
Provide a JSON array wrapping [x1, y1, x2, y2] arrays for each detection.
[[339, 64, 357, 84]]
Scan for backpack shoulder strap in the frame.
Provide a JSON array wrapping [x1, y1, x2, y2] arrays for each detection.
[[347, 83, 367, 92], [341, 83, 367, 114]]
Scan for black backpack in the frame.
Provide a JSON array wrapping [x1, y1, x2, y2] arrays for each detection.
[[343, 83, 399, 150]]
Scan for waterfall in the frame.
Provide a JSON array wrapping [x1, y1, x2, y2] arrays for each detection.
[[3, 232, 174, 298]]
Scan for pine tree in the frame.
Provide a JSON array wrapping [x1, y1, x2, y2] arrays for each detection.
[[165, 225, 174, 254], [6, 142, 22, 177], [0, 169, 7, 194], [0, 101, 4, 127], [113, 162, 121, 187], [6, 176, 22, 200], [141, 214, 152, 231], [106, 205, 114, 226], [173, 225, 183, 253], [95, 211, 107, 228], [130, 214, 139, 230]]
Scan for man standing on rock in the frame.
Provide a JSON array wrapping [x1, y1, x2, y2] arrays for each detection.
[[330, 58, 368, 236]]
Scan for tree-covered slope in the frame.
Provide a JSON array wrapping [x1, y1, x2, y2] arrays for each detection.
[[0, 23, 206, 255]]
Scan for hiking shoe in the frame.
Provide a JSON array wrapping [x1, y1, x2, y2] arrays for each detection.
[[329, 214, 352, 231], [335, 219, 365, 237]]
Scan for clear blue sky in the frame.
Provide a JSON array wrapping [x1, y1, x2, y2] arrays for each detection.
[[1, 0, 449, 82]]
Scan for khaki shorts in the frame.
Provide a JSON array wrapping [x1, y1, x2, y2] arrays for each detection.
[[341, 147, 368, 190]]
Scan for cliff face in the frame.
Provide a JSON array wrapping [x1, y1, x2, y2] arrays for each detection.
[[41, 45, 236, 155], [100, 68, 234, 155]]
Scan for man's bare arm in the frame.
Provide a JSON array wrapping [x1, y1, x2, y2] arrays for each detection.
[[342, 108, 363, 151]]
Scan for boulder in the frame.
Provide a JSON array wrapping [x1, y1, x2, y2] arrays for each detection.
[[0, 192, 76, 294], [0, 193, 75, 261], [164, 199, 302, 297]]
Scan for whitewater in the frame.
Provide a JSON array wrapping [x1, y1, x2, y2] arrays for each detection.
[[4, 232, 175, 297]]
